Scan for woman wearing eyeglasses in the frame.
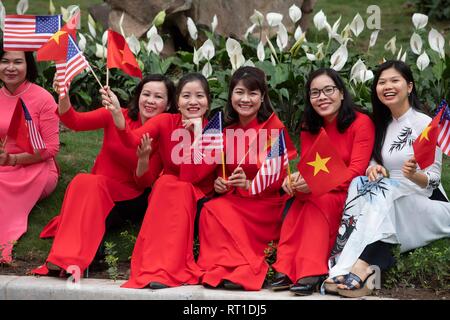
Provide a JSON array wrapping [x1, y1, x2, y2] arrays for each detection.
[[270, 68, 375, 296]]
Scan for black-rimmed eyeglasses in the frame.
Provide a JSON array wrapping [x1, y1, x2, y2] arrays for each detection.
[[310, 85, 338, 99]]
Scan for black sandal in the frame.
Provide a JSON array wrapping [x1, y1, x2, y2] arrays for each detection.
[[336, 271, 376, 298]]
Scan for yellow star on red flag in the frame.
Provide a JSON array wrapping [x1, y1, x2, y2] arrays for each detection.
[[307, 152, 331, 176], [419, 125, 432, 142], [49, 30, 67, 45]]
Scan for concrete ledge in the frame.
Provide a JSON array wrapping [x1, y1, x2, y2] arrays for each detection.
[[0, 275, 392, 300]]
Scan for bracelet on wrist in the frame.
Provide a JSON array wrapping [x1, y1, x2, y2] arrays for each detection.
[[11, 154, 17, 166]]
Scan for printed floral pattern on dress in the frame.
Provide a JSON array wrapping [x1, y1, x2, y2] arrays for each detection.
[[389, 127, 413, 154]]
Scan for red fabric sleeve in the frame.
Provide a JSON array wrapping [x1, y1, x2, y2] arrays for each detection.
[[117, 112, 168, 148], [59, 107, 111, 131]]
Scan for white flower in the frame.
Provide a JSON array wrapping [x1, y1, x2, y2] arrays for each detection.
[[294, 26, 303, 41], [350, 59, 366, 83], [230, 51, 246, 71], [265, 36, 278, 59], [250, 10, 264, 26], [201, 39, 215, 60], [152, 10, 166, 28], [147, 33, 164, 55], [243, 59, 255, 67], [257, 41, 265, 62], [412, 13, 428, 30], [350, 13, 364, 37], [16, 0, 28, 15], [244, 24, 256, 40], [187, 17, 198, 41], [226, 38, 245, 71], [330, 45, 348, 71], [428, 28, 445, 59], [126, 34, 141, 55], [313, 10, 327, 31], [88, 14, 97, 39], [289, 4, 302, 24], [49, 0, 56, 15], [325, 16, 341, 41], [368, 30, 380, 49], [78, 32, 87, 52], [226, 38, 242, 57], [417, 51, 430, 71], [202, 61, 213, 78], [401, 50, 407, 62], [266, 12, 283, 27], [316, 43, 325, 61], [211, 15, 218, 33], [119, 12, 125, 36], [102, 30, 108, 46], [146, 25, 158, 39], [396, 46, 403, 60], [95, 43, 106, 58], [270, 54, 277, 66], [384, 36, 396, 55], [193, 47, 203, 66], [276, 23, 288, 52], [410, 32, 423, 55], [0, 1, 5, 31], [306, 53, 317, 61]]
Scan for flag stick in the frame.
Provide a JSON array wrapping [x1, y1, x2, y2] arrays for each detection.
[[106, 68, 109, 88], [287, 160, 292, 187], [88, 65, 104, 89], [221, 150, 226, 180]]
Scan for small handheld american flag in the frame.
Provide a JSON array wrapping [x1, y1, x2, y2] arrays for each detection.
[[3, 15, 62, 51], [250, 130, 288, 195], [437, 99, 450, 156], [55, 35, 90, 98], [192, 111, 223, 164], [20, 98, 46, 150]]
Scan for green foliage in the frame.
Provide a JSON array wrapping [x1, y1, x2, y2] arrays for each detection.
[[415, 0, 450, 20], [384, 239, 450, 290], [104, 241, 119, 281]]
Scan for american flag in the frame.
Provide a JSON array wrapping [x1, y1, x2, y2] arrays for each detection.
[[3, 15, 62, 51], [437, 100, 450, 156], [250, 130, 288, 195], [192, 111, 223, 164], [20, 99, 46, 150], [55, 35, 90, 98]]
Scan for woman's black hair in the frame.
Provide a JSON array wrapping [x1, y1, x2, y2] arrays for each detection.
[[224, 66, 273, 126], [302, 68, 356, 134], [128, 74, 177, 121], [0, 42, 38, 83], [371, 60, 423, 165]]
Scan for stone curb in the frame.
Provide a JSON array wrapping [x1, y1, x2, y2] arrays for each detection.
[[0, 275, 393, 300]]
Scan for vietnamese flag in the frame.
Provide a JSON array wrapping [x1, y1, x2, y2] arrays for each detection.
[[37, 12, 79, 62], [413, 106, 445, 169], [106, 29, 142, 79], [298, 128, 351, 196], [6, 99, 34, 154]]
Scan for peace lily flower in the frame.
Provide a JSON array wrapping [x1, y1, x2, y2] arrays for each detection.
[[226, 38, 245, 71], [396, 46, 403, 60], [400, 50, 407, 62], [412, 13, 428, 30], [384, 36, 396, 55], [330, 45, 348, 71], [276, 23, 288, 52], [350, 13, 364, 37], [368, 30, 380, 49], [152, 10, 166, 28], [316, 43, 325, 61], [0, 1, 5, 31], [102, 30, 108, 46], [16, 0, 28, 15], [313, 10, 327, 31], [265, 36, 278, 60], [417, 51, 430, 71], [127, 34, 141, 55], [250, 9, 264, 26], [410, 32, 423, 55], [211, 15, 218, 33], [147, 25, 158, 39], [88, 14, 97, 39], [202, 62, 213, 78], [193, 47, 203, 66], [306, 52, 317, 61], [294, 26, 303, 41], [49, 0, 56, 15], [119, 12, 125, 36], [95, 43, 107, 58], [257, 41, 265, 62], [428, 28, 445, 59], [350, 59, 366, 83], [244, 24, 257, 40], [187, 17, 198, 41], [325, 16, 341, 41], [147, 33, 164, 55], [201, 39, 215, 60], [289, 4, 302, 24], [243, 59, 255, 67], [230, 50, 246, 71], [78, 32, 87, 52], [266, 12, 283, 27], [270, 54, 277, 66]]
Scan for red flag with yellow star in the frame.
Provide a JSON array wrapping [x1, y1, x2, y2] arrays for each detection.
[[413, 106, 445, 169], [298, 128, 351, 196], [36, 12, 79, 61], [106, 29, 142, 79]]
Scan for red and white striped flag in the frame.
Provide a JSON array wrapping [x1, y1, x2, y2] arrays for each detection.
[[20, 99, 46, 150], [437, 100, 450, 156], [192, 111, 223, 164], [250, 130, 288, 195], [55, 35, 90, 97], [3, 15, 62, 51]]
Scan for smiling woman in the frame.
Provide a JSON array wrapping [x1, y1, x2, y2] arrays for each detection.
[[0, 46, 59, 264]]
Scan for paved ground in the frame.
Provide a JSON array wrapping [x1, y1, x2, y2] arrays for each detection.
[[0, 275, 392, 300]]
